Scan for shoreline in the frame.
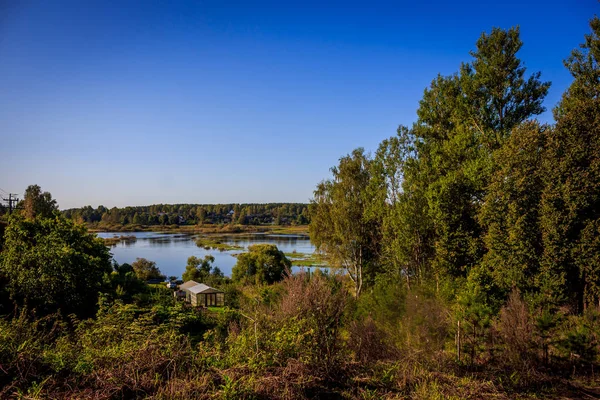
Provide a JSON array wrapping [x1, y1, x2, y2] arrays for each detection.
[[87, 223, 310, 237]]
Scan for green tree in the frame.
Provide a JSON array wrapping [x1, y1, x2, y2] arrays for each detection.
[[0, 214, 112, 318], [110, 262, 145, 302], [196, 207, 206, 224], [182, 255, 215, 282], [274, 211, 282, 225], [159, 214, 169, 225], [461, 27, 550, 138], [309, 148, 381, 297], [397, 26, 549, 287], [237, 209, 248, 225], [132, 258, 164, 282], [232, 244, 290, 285], [480, 122, 548, 301], [539, 17, 600, 311], [368, 127, 434, 288], [21, 184, 58, 220]]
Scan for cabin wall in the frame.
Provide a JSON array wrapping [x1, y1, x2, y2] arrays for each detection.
[[188, 291, 225, 307]]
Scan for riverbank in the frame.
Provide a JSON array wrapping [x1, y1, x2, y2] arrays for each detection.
[[284, 251, 327, 267], [87, 223, 309, 236], [102, 234, 137, 246]]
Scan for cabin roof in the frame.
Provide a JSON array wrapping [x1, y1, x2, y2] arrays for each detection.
[[179, 280, 200, 290], [188, 283, 223, 294]]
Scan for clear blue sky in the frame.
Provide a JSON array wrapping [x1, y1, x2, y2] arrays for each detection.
[[0, 1, 596, 209]]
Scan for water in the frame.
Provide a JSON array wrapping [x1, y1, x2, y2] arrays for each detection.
[[96, 232, 315, 279]]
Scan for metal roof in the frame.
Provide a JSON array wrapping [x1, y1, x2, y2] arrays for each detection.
[[179, 280, 200, 290], [188, 283, 223, 294]]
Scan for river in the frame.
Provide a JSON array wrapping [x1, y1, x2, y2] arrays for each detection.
[[96, 231, 316, 279]]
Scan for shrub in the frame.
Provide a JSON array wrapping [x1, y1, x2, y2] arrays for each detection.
[[494, 290, 537, 367]]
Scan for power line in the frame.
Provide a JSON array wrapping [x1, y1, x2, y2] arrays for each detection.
[[1, 193, 20, 214]]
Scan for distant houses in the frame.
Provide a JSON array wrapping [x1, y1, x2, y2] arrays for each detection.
[[175, 280, 224, 307]]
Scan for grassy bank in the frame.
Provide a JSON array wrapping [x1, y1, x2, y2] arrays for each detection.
[[195, 237, 244, 251], [284, 251, 327, 267], [87, 222, 309, 236], [102, 234, 137, 246]]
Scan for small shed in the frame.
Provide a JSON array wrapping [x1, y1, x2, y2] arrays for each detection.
[[188, 283, 225, 307]]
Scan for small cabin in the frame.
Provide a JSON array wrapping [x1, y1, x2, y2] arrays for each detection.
[[179, 280, 201, 302], [179, 280, 225, 307], [188, 283, 225, 307]]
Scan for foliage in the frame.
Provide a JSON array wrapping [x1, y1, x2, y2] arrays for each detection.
[[556, 309, 600, 366], [232, 244, 291, 285], [368, 127, 434, 289], [20, 184, 59, 220], [4, 16, 600, 400], [182, 255, 226, 286], [0, 214, 112, 318], [538, 16, 600, 311], [109, 262, 147, 302], [195, 237, 243, 251], [309, 148, 381, 297], [131, 257, 165, 282], [63, 202, 310, 227], [481, 122, 547, 300], [494, 290, 537, 368]]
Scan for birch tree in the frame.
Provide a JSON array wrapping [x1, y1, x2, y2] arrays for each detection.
[[309, 148, 380, 297]]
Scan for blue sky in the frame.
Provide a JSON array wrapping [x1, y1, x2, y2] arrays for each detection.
[[0, 1, 596, 208]]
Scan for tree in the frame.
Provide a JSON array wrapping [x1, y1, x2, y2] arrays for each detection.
[[396, 26, 549, 286], [309, 148, 381, 297], [274, 211, 282, 225], [182, 255, 215, 282], [480, 122, 548, 302], [21, 184, 58, 220], [539, 17, 600, 311], [0, 214, 112, 318], [196, 207, 206, 224], [462, 27, 550, 138], [237, 209, 248, 225], [132, 258, 164, 282], [232, 244, 290, 285], [368, 127, 433, 288], [110, 262, 145, 302]]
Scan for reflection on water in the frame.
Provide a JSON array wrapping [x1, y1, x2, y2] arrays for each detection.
[[96, 231, 316, 279]]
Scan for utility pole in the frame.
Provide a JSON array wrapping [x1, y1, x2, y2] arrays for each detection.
[[2, 193, 20, 214]]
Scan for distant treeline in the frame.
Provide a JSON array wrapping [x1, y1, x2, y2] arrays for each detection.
[[62, 203, 310, 226]]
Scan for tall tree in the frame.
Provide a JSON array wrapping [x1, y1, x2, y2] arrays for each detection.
[[21, 184, 58, 220], [402, 26, 549, 284], [480, 121, 548, 301], [309, 148, 381, 297], [539, 17, 600, 311], [462, 27, 550, 139], [368, 127, 434, 287]]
